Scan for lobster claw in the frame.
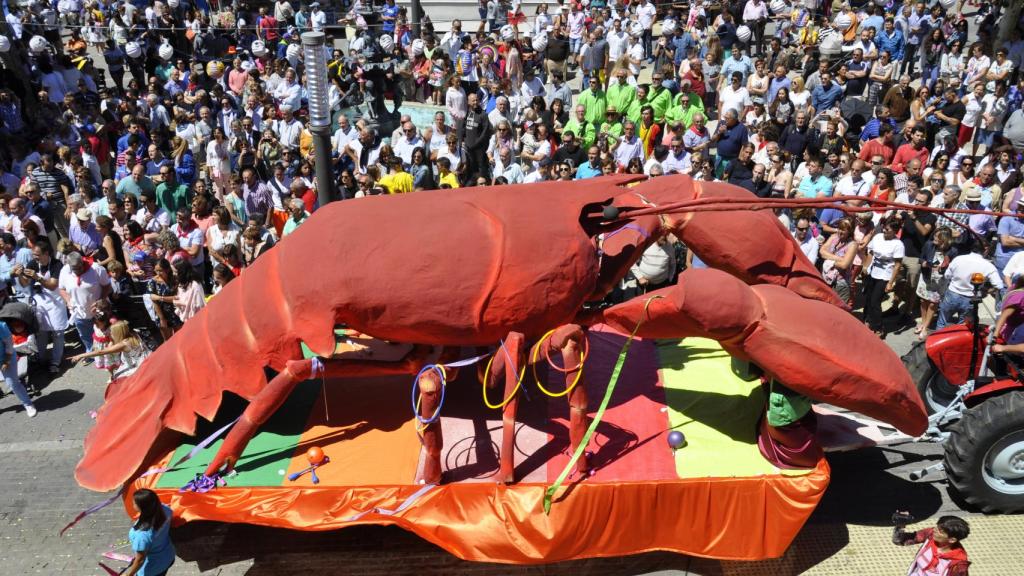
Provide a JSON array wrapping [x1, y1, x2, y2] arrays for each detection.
[[599, 268, 927, 436]]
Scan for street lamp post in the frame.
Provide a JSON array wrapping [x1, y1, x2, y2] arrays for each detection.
[[301, 31, 336, 208]]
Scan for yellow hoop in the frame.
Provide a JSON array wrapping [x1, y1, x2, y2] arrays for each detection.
[[531, 339, 586, 398], [530, 328, 590, 373], [482, 349, 526, 409]]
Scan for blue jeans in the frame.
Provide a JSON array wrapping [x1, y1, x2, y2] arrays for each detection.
[[921, 65, 939, 90], [3, 356, 31, 407], [75, 318, 95, 353], [937, 291, 972, 329]]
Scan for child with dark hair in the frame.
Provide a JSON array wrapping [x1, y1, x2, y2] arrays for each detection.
[[125, 488, 175, 576], [893, 514, 971, 576]]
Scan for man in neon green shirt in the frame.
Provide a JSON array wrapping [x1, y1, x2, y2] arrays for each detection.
[[645, 72, 673, 123], [625, 84, 647, 125], [606, 68, 636, 117], [664, 87, 706, 128], [563, 104, 597, 150], [577, 71, 608, 125], [599, 106, 624, 147]]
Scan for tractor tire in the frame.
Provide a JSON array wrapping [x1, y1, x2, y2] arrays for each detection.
[[944, 390, 1024, 513], [903, 341, 958, 415]]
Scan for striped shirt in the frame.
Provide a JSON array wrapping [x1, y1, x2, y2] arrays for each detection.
[[29, 168, 71, 205]]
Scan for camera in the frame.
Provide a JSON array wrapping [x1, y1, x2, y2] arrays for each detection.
[[891, 511, 915, 527]]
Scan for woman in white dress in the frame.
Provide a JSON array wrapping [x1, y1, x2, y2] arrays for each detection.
[[205, 127, 231, 201], [206, 206, 241, 269]]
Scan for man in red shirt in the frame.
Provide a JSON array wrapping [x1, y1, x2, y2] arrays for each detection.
[[892, 125, 929, 173], [257, 7, 280, 51], [858, 122, 896, 165]]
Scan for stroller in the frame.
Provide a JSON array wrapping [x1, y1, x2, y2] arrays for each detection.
[[0, 301, 40, 397]]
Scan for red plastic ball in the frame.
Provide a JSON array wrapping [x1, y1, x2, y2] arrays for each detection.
[[306, 446, 325, 465]]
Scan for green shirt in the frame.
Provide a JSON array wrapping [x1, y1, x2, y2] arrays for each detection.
[[115, 176, 156, 200], [664, 92, 706, 128], [625, 100, 643, 126], [606, 83, 636, 118], [155, 182, 192, 214], [646, 87, 673, 123], [577, 88, 608, 125], [599, 121, 623, 147], [563, 118, 597, 150], [282, 212, 309, 236]]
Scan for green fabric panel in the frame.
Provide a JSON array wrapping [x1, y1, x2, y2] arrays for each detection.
[[155, 380, 321, 488], [657, 338, 808, 478]]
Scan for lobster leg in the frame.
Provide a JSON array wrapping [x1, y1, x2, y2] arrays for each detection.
[[205, 346, 437, 477], [416, 367, 444, 485], [484, 333, 526, 484], [543, 325, 590, 476]]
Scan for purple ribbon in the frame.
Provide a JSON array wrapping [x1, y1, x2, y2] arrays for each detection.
[[180, 472, 226, 494], [342, 483, 437, 522], [60, 417, 240, 536]]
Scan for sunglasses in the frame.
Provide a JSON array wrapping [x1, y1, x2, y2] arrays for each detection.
[[796, 226, 809, 232]]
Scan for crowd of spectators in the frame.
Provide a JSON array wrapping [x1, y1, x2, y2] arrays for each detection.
[[0, 0, 1020, 418]]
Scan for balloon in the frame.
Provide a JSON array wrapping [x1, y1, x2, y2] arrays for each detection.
[[500, 25, 514, 41], [125, 41, 142, 59], [251, 40, 267, 57], [306, 446, 326, 465], [29, 35, 49, 54], [158, 42, 173, 61], [661, 20, 676, 36], [0, 36, 10, 53], [736, 25, 752, 43], [168, 0, 179, 7], [379, 34, 394, 52], [412, 38, 424, 56], [531, 33, 548, 52], [770, 0, 789, 15], [939, 0, 956, 9], [629, 21, 643, 38], [667, 430, 686, 450], [206, 60, 224, 79]]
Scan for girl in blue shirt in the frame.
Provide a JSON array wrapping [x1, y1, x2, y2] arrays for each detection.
[[125, 489, 175, 576]]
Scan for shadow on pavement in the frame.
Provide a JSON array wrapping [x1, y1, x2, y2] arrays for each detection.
[[30, 388, 85, 412], [172, 521, 696, 575]]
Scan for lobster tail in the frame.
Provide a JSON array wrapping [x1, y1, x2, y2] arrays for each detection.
[[76, 248, 309, 492]]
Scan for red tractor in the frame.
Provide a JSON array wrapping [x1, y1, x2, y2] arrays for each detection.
[[903, 273, 1024, 513]]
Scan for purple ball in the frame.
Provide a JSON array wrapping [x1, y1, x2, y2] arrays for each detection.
[[667, 430, 686, 450]]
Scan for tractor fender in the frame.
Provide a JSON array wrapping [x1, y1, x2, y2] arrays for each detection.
[[925, 323, 988, 386], [965, 378, 1024, 409]]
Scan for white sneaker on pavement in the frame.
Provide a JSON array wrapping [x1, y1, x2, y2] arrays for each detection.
[[25, 405, 37, 418]]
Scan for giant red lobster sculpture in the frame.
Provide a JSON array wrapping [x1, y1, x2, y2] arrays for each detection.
[[76, 174, 927, 492]]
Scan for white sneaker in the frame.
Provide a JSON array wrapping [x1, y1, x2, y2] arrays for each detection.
[[25, 405, 37, 418]]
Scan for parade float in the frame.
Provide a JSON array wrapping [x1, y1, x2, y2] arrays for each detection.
[[73, 175, 927, 562]]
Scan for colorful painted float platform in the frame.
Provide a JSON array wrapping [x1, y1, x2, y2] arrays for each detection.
[[129, 329, 830, 563]]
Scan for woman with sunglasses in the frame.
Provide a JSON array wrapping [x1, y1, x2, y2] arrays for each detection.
[[922, 153, 950, 185], [768, 152, 793, 198], [949, 157, 975, 188]]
